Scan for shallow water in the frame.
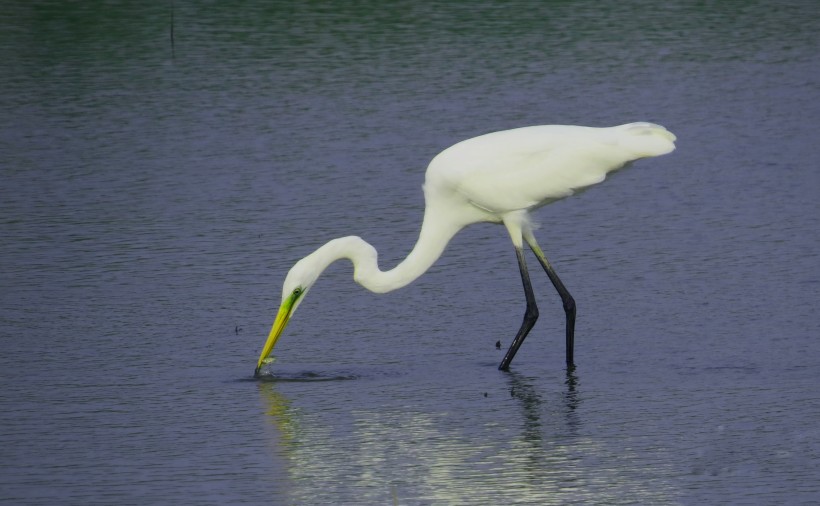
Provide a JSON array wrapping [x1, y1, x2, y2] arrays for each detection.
[[2, 1, 820, 504]]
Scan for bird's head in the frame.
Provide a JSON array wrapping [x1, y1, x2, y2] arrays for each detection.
[[254, 256, 322, 376]]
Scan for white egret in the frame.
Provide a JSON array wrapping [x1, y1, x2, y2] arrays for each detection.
[[255, 123, 676, 375]]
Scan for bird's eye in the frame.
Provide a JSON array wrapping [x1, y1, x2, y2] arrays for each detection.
[[292, 288, 302, 297]]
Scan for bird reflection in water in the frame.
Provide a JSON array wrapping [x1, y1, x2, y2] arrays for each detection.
[[507, 368, 582, 449]]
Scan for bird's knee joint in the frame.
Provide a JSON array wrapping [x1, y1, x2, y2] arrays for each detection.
[[563, 297, 576, 315], [525, 306, 539, 320]]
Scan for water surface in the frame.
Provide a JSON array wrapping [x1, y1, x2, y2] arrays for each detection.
[[2, 1, 819, 504]]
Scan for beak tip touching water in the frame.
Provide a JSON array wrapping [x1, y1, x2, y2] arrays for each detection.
[[255, 294, 297, 376]]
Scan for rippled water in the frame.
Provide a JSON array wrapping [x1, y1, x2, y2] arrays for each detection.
[[2, 1, 819, 504]]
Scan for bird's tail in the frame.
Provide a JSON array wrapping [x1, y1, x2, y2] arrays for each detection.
[[614, 122, 677, 158]]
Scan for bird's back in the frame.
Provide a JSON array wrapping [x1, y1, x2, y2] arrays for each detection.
[[424, 123, 676, 218]]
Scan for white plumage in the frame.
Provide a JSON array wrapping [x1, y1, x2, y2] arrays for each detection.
[[255, 122, 676, 375]]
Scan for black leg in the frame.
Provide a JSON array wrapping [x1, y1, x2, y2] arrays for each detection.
[[526, 238, 576, 368], [499, 246, 539, 371]]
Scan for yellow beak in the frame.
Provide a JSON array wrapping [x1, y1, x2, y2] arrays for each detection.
[[255, 295, 296, 376]]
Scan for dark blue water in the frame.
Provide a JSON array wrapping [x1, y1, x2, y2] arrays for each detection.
[[2, 1, 819, 504]]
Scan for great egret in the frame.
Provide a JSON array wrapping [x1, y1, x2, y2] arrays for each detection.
[[255, 123, 676, 375]]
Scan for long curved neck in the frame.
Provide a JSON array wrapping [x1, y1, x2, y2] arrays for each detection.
[[307, 206, 460, 294]]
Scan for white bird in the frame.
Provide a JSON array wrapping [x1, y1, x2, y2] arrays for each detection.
[[255, 123, 676, 375]]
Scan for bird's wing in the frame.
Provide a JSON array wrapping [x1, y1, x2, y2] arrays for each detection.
[[453, 141, 628, 214]]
